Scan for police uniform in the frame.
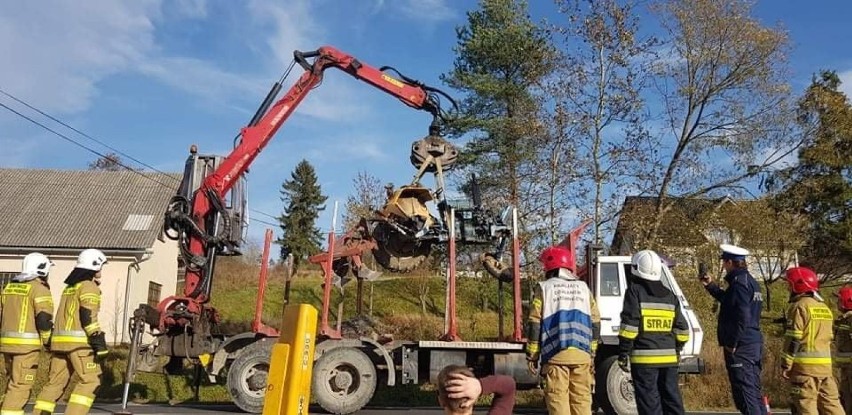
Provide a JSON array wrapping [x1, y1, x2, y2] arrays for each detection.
[[619, 250, 689, 415], [704, 244, 766, 415], [780, 268, 843, 415], [834, 308, 852, 413], [0, 255, 54, 415], [527, 268, 601, 415], [34, 250, 109, 415]]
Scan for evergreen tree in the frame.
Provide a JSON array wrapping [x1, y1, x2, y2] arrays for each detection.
[[277, 160, 327, 272], [773, 71, 852, 281]]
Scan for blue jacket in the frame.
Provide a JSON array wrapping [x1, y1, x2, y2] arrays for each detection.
[[706, 268, 763, 348]]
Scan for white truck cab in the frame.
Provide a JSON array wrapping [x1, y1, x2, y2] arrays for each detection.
[[585, 252, 705, 414]]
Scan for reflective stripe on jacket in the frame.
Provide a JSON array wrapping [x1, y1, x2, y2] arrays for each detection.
[[618, 279, 689, 367], [782, 294, 834, 377], [51, 280, 102, 352], [0, 280, 54, 353]]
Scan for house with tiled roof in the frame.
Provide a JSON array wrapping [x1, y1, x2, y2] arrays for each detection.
[[611, 195, 805, 282], [0, 168, 181, 344]]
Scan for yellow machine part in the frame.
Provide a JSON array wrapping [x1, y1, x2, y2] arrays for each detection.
[[381, 185, 434, 227], [262, 304, 319, 415]]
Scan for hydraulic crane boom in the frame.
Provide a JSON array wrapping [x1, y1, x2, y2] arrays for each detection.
[[151, 46, 455, 344]]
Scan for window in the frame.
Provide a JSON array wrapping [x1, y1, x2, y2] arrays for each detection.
[[599, 263, 621, 296], [0, 272, 15, 288], [147, 282, 162, 308]]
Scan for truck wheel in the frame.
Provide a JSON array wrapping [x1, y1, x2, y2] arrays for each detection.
[[312, 347, 377, 414], [595, 355, 638, 415], [227, 339, 273, 414]]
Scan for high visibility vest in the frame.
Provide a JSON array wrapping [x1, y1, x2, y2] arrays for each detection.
[[51, 280, 102, 352], [0, 279, 54, 354], [782, 295, 834, 377], [834, 311, 852, 368], [537, 276, 595, 363]]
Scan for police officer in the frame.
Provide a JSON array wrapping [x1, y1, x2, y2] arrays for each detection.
[[33, 249, 109, 415], [526, 245, 601, 415], [780, 267, 843, 415], [0, 253, 55, 415], [618, 250, 689, 415], [834, 286, 852, 414], [700, 244, 766, 415]]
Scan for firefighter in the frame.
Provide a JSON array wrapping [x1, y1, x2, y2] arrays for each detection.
[[618, 250, 689, 415], [0, 253, 55, 415], [780, 266, 843, 415], [525, 245, 601, 415], [33, 249, 109, 415], [835, 286, 852, 414], [700, 244, 766, 415]]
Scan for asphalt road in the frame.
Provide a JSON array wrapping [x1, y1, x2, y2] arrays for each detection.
[[46, 403, 789, 415]]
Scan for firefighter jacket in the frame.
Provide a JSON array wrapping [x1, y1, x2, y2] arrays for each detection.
[[0, 278, 54, 354], [782, 294, 834, 377], [51, 280, 102, 352], [618, 278, 689, 367], [526, 270, 601, 365], [834, 311, 852, 368], [705, 267, 763, 348]]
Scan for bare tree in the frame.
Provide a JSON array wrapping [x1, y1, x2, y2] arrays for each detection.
[[550, 0, 659, 244], [342, 171, 386, 231], [641, 0, 799, 247]]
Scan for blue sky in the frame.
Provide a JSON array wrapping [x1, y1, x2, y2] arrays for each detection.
[[2, 0, 851, 247]]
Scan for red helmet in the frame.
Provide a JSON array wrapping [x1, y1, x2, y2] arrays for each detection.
[[539, 245, 575, 272], [839, 287, 852, 311], [786, 267, 819, 294]]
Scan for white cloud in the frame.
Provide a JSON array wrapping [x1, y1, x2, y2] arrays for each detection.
[[396, 0, 457, 22], [173, 0, 208, 19], [837, 70, 852, 101], [0, 0, 161, 114]]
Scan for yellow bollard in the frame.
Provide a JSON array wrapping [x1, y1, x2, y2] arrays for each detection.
[[262, 304, 319, 415]]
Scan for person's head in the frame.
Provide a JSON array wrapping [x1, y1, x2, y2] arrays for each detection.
[[76, 248, 107, 283], [839, 286, 852, 312], [786, 266, 819, 296], [631, 250, 663, 282], [539, 245, 575, 278], [437, 365, 476, 414], [719, 244, 749, 272], [17, 252, 54, 282]]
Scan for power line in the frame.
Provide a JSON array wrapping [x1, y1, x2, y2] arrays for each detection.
[[0, 89, 289, 224], [0, 101, 178, 190], [0, 87, 180, 183]]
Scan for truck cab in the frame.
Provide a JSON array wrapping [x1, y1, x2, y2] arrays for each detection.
[[585, 252, 705, 414]]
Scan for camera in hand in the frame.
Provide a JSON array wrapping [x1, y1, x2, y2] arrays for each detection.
[[698, 262, 708, 279]]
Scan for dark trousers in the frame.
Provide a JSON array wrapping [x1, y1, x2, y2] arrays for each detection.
[[724, 342, 767, 415], [631, 365, 685, 415]]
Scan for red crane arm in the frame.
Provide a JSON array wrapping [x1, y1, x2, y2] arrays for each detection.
[[181, 46, 441, 302]]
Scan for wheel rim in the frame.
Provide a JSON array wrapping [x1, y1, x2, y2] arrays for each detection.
[[617, 369, 635, 404], [241, 361, 270, 398], [324, 363, 362, 398]]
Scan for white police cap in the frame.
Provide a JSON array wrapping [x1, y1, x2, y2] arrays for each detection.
[[720, 244, 749, 260]]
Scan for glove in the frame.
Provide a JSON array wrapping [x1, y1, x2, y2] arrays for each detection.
[[618, 354, 630, 373], [88, 332, 109, 358], [526, 352, 540, 375]]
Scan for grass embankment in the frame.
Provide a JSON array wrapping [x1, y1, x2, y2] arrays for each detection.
[[0, 258, 837, 410]]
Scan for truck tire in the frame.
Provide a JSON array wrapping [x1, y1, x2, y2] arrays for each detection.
[[227, 339, 273, 414], [312, 347, 377, 414], [595, 355, 638, 415]]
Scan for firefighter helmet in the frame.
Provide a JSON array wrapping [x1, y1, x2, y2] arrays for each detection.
[[839, 287, 852, 311], [786, 266, 819, 294], [22, 252, 53, 278], [77, 249, 107, 272], [631, 250, 662, 282], [539, 245, 575, 272]]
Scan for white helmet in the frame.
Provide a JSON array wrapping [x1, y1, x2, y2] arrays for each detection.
[[631, 250, 662, 282], [22, 252, 54, 278], [77, 249, 107, 272]]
